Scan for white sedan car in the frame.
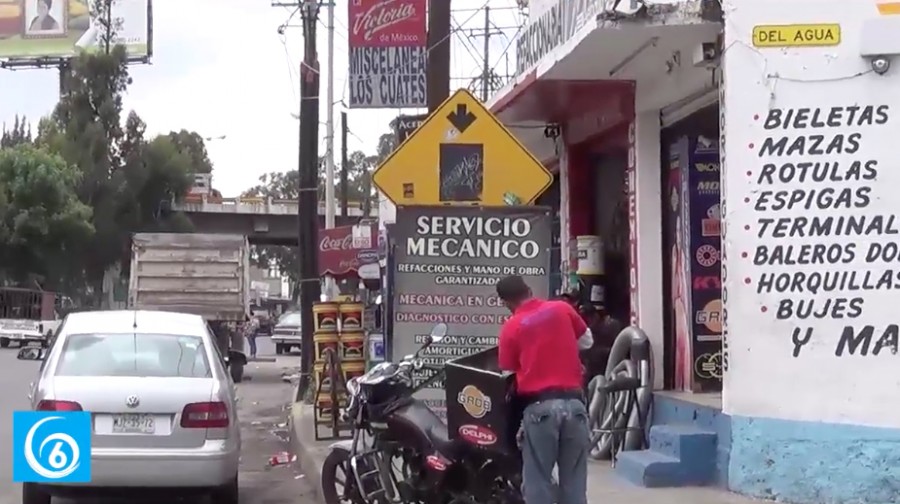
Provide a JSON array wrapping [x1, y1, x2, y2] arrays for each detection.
[[18, 310, 241, 504]]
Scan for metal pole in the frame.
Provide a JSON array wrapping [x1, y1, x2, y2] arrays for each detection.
[[323, 0, 336, 300], [340, 111, 349, 218], [426, 0, 452, 111], [482, 6, 490, 102], [296, 0, 321, 402], [58, 61, 71, 98]]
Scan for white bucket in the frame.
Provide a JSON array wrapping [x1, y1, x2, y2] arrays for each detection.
[[576, 235, 604, 275]]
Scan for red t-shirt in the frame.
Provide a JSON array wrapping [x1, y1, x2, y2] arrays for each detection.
[[498, 298, 587, 394]]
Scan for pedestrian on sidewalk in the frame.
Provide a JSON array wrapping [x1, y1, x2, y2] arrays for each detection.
[[243, 315, 260, 359], [496, 275, 593, 504]]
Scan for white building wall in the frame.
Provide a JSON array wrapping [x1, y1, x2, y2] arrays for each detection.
[[632, 108, 665, 389], [378, 192, 396, 228], [722, 0, 900, 501]]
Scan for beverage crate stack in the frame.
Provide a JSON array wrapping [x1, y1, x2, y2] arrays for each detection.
[[311, 301, 367, 426], [338, 301, 366, 388]]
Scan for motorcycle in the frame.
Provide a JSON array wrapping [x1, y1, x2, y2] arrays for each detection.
[[321, 323, 525, 504]]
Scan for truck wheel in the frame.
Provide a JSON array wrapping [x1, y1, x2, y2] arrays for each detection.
[[275, 344, 284, 355], [230, 362, 244, 383], [0, 338, 9, 348]]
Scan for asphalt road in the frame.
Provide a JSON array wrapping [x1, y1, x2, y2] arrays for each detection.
[[0, 336, 315, 504]]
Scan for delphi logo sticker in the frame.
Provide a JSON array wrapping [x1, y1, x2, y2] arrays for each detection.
[[457, 385, 491, 419], [459, 424, 497, 446]]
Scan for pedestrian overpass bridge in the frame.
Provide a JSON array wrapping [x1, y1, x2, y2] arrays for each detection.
[[173, 196, 377, 245]]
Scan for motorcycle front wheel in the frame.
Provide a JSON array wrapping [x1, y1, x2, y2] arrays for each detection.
[[322, 450, 366, 504]]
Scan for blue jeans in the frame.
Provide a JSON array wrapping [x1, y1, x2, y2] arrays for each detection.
[[521, 398, 590, 504], [246, 335, 257, 357]]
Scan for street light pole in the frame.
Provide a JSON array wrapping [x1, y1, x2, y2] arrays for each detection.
[[323, 0, 337, 300]]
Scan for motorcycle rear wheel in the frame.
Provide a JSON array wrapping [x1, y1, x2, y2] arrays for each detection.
[[322, 450, 366, 504]]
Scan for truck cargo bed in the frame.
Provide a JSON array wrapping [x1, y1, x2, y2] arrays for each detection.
[[128, 233, 250, 321]]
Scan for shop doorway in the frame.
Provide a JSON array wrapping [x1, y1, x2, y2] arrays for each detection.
[[660, 105, 721, 391]]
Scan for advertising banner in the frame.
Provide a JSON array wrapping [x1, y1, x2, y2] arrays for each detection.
[[391, 205, 552, 415], [348, 0, 426, 108], [685, 135, 722, 391], [667, 140, 692, 391], [393, 113, 427, 145], [318, 225, 378, 277], [0, 0, 151, 61]]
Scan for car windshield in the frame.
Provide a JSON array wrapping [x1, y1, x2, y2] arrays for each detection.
[[56, 333, 211, 378], [278, 313, 302, 326]]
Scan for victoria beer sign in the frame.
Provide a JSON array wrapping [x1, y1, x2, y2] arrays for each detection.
[[318, 226, 378, 276], [349, 0, 426, 47], [348, 0, 427, 108]]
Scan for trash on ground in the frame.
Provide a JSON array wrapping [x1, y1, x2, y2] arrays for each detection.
[[269, 452, 297, 466]]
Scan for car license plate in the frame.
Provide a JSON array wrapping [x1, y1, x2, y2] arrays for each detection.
[[112, 414, 155, 434]]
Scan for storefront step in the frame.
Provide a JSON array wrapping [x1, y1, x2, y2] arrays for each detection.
[[615, 425, 718, 487]]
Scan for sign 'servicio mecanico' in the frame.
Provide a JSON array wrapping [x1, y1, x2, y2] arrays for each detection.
[[390, 206, 552, 415]]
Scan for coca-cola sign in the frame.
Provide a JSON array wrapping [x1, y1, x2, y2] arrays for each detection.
[[349, 0, 426, 47], [318, 226, 378, 276], [320, 234, 354, 252]]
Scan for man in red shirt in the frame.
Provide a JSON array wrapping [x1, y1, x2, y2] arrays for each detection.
[[496, 275, 593, 504]]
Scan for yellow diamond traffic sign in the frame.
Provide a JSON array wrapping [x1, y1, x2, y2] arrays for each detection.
[[372, 89, 553, 206]]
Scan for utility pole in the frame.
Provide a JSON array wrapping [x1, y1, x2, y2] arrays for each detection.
[[481, 6, 490, 101], [426, 0, 452, 111], [340, 111, 349, 218], [295, 0, 321, 402], [468, 6, 503, 102], [323, 0, 336, 300]]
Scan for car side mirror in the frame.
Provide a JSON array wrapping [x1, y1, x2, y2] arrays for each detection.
[[17, 347, 45, 361]]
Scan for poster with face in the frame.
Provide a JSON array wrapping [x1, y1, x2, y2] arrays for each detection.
[[23, 0, 66, 37]]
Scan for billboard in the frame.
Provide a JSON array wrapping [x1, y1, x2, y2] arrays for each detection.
[[391, 205, 552, 416], [0, 0, 151, 61], [348, 0, 426, 108]]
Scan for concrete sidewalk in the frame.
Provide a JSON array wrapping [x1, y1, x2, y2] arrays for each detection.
[[289, 402, 765, 504]]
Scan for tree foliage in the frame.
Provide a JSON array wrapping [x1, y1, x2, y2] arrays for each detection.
[[0, 145, 94, 289], [1, 116, 33, 148], [0, 43, 205, 303], [165, 130, 214, 174]]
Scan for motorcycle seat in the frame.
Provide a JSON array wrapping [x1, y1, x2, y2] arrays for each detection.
[[426, 422, 458, 456]]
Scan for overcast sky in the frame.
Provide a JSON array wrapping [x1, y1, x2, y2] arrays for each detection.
[[0, 0, 525, 197]]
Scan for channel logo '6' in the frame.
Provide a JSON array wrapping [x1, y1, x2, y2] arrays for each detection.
[[13, 411, 92, 483]]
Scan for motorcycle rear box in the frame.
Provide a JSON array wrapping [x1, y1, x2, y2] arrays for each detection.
[[445, 346, 519, 456]]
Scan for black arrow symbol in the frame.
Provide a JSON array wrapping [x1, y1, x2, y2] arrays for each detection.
[[446, 104, 477, 133]]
